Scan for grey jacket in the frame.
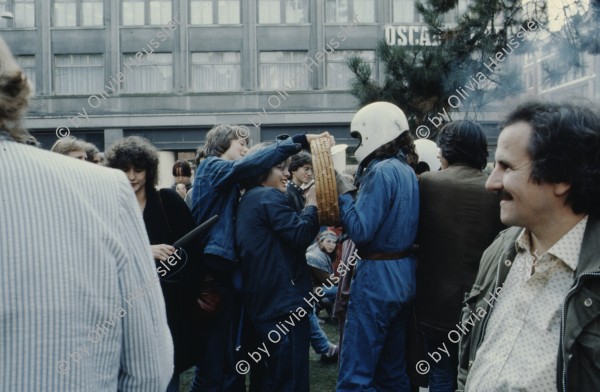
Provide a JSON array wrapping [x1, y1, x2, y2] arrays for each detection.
[[457, 217, 600, 392]]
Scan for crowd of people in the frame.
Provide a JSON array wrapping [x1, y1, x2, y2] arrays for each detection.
[[1, 34, 600, 392]]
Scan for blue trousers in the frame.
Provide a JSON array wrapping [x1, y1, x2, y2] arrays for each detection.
[[309, 307, 331, 354], [337, 258, 416, 392], [253, 316, 310, 392], [423, 328, 458, 392]]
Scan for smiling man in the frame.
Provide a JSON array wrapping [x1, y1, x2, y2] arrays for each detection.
[[457, 101, 600, 392]]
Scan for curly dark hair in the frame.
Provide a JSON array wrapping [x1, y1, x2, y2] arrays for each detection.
[[105, 136, 160, 191], [371, 131, 417, 163], [501, 100, 600, 217], [437, 120, 488, 170], [172, 160, 192, 177], [289, 151, 312, 173]]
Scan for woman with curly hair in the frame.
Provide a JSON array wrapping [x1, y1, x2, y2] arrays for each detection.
[[105, 136, 197, 391]]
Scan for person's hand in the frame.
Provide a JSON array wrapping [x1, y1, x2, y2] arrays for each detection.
[[176, 184, 187, 199], [305, 184, 317, 207], [306, 132, 335, 146], [335, 171, 357, 195], [151, 244, 176, 261], [196, 292, 221, 315]]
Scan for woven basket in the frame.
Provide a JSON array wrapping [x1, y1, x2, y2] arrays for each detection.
[[310, 137, 340, 226]]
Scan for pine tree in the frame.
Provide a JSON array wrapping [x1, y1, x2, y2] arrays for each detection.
[[540, 0, 600, 86], [347, 0, 544, 138]]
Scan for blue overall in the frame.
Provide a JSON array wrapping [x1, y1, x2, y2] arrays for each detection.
[[337, 155, 419, 392]]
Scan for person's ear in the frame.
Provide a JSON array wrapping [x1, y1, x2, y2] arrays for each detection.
[[553, 182, 571, 198]]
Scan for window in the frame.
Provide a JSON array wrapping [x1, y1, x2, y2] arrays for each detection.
[[392, 0, 421, 23], [53, 0, 103, 27], [258, 0, 308, 24], [327, 50, 375, 90], [54, 54, 104, 94], [189, 0, 240, 24], [326, 0, 374, 23], [0, 0, 35, 28], [259, 51, 309, 90], [121, 53, 172, 93], [16, 55, 35, 91], [191, 52, 241, 92], [122, 0, 172, 25]]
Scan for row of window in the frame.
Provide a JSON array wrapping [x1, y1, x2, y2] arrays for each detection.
[[0, 0, 432, 28], [18, 50, 376, 94]]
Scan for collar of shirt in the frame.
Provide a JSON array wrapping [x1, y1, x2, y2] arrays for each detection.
[[287, 180, 304, 193], [514, 215, 589, 272]]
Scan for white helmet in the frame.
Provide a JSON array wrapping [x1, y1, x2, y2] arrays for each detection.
[[350, 101, 410, 164]]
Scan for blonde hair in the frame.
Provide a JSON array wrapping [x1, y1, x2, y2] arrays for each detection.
[[0, 37, 33, 143]]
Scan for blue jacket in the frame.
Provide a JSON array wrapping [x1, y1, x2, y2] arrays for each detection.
[[191, 135, 307, 264], [339, 155, 419, 254], [235, 187, 320, 322]]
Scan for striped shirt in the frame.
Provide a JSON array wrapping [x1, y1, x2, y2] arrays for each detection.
[[0, 136, 173, 391]]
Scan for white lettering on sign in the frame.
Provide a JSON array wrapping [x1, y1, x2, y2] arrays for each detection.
[[385, 25, 439, 46]]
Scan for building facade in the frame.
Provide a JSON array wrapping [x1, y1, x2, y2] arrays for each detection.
[[1, 0, 403, 157], [6, 0, 588, 181]]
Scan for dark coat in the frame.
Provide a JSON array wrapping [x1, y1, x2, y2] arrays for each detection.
[[416, 165, 504, 331], [236, 186, 320, 322], [143, 187, 198, 373], [286, 180, 305, 212]]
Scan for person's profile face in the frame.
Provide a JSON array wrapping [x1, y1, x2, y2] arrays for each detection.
[[262, 164, 290, 193], [222, 138, 249, 161], [486, 121, 557, 230]]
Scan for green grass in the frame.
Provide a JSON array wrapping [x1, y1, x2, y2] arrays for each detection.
[[178, 319, 340, 391]]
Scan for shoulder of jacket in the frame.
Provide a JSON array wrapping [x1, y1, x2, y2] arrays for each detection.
[[478, 226, 521, 269]]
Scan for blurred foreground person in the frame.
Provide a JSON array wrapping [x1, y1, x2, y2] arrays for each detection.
[[336, 102, 419, 391], [50, 135, 88, 160], [416, 121, 503, 392], [459, 101, 600, 391], [0, 37, 173, 391]]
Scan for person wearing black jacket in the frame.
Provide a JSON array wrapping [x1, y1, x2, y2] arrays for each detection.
[[286, 151, 313, 211], [106, 136, 198, 392]]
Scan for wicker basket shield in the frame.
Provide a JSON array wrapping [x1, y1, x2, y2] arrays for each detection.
[[310, 137, 340, 226]]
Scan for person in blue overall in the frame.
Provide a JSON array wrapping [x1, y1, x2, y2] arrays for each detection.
[[189, 125, 331, 392], [336, 102, 419, 391]]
